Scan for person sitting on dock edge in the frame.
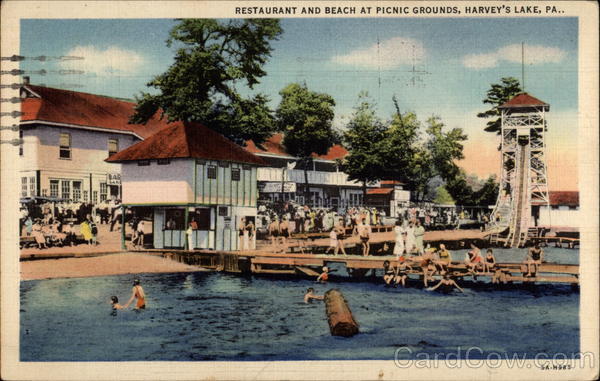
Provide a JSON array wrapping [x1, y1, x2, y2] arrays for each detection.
[[395, 257, 412, 288], [382, 260, 396, 286], [483, 248, 497, 273], [436, 244, 452, 272], [525, 243, 544, 277]]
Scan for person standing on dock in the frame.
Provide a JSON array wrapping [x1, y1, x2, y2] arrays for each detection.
[[405, 221, 416, 255], [414, 220, 425, 255], [334, 218, 347, 256], [359, 219, 372, 256], [393, 220, 406, 259], [279, 217, 290, 252], [268, 216, 280, 252], [326, 228, 338, 255]]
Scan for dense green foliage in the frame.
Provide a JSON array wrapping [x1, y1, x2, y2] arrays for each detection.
[[477, 77, 522, 134], [129, 19, 283, 144], [276, 83, 336, 203]]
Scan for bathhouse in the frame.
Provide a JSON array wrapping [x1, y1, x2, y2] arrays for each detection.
[[106, 121, 265, 251]]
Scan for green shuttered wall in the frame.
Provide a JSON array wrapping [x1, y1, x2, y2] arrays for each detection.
[[194, 160, 257, 207]]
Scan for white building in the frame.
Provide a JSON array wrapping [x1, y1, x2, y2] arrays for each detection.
[[537, 191, 579, 230], [19, 82, 170, 202], [107, 121, 265, 251], [245, 134, 365, 209]]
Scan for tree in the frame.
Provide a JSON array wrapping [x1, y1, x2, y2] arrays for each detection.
[[276, 83, 336, 205], [341, 92, 387, 200], [425, 115, 467, 179], [477, 77, 522, 134], [473, 175, 499, 206], [434, 186, 455, 205], [380, 97, 423, 188], [129, 19, 283, 144]]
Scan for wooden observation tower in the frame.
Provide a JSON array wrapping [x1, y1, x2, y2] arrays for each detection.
[[489, 93, 550, 247]]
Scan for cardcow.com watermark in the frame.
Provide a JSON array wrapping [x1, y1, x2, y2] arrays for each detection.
[[394, 346, 595, 370]]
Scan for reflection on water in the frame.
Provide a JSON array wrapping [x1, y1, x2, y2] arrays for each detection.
[[21, 247, 579, 361]]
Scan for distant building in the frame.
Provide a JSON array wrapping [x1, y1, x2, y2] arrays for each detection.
[[537, 191, 579, 230], [245, 134, 365, 209], [107, 121, 265, 251], [19, 81, 170, 202], [365, 180, 411, 216]]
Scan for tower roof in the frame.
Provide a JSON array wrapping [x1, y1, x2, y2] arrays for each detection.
[[106, 121, 266, 166], [499, 93, 549, 110]]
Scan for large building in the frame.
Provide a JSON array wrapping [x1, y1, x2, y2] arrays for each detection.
[[19, 81, 170, 202], [245, 134, 365, 209], [107, 121, 265, 251]]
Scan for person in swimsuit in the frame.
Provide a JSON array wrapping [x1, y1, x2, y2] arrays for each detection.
[[436, 244, 452, 272], [268, 217, 280, 252], [238, 217, 246, 250], [326, 228, 338, 254], [428, 273, 464, 293], [525, 244, 544, 276], [334, 219, 347, 256], [358, 218, 372, 256], [465, 243, 482, 274], [382, 260, 396, 286], [483, 248, 497, 273], [124, 279, 146, 309], [110, 296, 124, 310], [395, 258, 412, 287], [317, 266, 329, 283], [304, 287, 324, 303], [279, 217, 290, 252]]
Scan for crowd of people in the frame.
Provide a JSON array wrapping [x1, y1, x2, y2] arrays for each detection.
[[19, 197, 125, 249]]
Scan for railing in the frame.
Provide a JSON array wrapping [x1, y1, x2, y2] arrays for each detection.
[[257, 167, 363, 187]]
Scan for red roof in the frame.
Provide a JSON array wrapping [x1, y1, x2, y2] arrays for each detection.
[[380, 180, 404, 185], [499, 93, 549, 110], [106, 121, 266, 165], [367, 188, 394, 195], [21, 85, 171, 139], [549, 191, 579, 206], [245, 133, 348, 161]]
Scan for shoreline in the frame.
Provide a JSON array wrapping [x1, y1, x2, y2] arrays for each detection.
[[20, 252, 207, 281]]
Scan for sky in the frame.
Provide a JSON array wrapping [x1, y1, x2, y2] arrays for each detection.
[[20, 17, 579, 190]]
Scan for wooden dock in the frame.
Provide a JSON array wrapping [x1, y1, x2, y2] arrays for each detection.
[[145, 248, 579, 286]]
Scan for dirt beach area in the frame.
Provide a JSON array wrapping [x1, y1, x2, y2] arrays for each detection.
[[21, 253, 204, 281]]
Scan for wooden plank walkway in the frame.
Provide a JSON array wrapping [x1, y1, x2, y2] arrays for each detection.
[[145, 248, 579, 286]]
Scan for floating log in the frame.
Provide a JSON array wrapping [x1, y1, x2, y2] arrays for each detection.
[[324, 289, 359, 337]]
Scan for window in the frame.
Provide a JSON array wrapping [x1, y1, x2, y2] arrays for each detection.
[[157, 158, 170, 165], [189, 208, 211, 230], [231, 168, 241, 181], [19, 130, 23, 156], [207, 165, 217, 179], [29, 176, 36, 197], [83, 190, 88, 202], [108, 138, 119, 156], [21, 177, 27, 197], [164, 209, 185, 230], [61, 180, 71, 200], [59, 133, 71, 159], [137, 160, 150, 166], [568, 205, 578, 210], [72, 181, 82, 201], [93, 191, 98, 204], [100, 183, 107, 202], [50, 180, 59, 198], [218, 206, 229, 216]]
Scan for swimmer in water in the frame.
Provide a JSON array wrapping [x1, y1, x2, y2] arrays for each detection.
[[110, 296, 124, 310], [427, 272, 464, 293], [304, 287, 324, 303], [316, 267, 329, 283], [123, 278, 146, 309]]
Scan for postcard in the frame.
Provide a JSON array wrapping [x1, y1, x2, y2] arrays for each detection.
[[1, 1, 598, 380]]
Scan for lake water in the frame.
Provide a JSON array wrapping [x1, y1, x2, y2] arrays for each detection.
[[20, 247, 580, 361]]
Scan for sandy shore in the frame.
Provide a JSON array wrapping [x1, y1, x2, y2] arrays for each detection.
[[21, 253, 204, 281]]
